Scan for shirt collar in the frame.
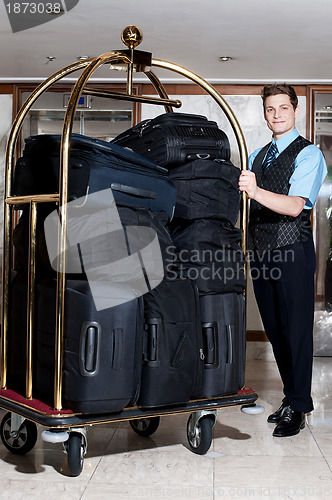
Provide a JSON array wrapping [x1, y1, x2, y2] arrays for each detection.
[[272, 128, 299, 154]]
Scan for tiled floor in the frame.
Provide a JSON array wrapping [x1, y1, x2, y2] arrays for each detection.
[[0, 357, 332, 499]]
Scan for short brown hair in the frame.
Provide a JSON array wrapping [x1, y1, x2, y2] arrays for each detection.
[[261, 83, 298, 111]]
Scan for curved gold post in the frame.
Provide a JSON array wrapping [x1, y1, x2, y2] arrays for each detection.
[[144, 70, 175, 113], [151, 58, 248, 266]]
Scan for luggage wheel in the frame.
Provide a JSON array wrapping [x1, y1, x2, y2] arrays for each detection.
[[241, 403, 265, 414], [62, 427, 87, 477], [129, 416, 160, 437], [0, 412, 37, 455], [187, 410, 216, 455]]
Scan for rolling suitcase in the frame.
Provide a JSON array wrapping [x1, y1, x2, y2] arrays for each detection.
[[13, 133, 176, 218], [169, 158, 241, 225], [138, 278, 204, 407], [35, 279, 144, 414], [200, 293, 246, 397], [111, 113, 231, 168]]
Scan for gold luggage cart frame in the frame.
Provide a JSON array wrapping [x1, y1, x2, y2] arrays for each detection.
[[0, 26, 257, 476]]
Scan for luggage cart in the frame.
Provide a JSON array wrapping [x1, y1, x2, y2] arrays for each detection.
[[0, 26, 258, 477]]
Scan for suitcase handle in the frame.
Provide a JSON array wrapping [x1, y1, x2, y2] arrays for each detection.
[[111, 183, 157, 199], [202, 322, 218, 366], [226, 324, 233, 364], [143, 318, 161, 367], [79, 321, 101, 377], [185, 153, 217, 161]]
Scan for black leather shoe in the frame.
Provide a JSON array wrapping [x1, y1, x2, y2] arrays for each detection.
[[267, 398, 289, 423], [272, 407, 305, 437]]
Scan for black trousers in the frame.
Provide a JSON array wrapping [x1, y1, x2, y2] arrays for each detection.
[[250, 240, 316, 413]]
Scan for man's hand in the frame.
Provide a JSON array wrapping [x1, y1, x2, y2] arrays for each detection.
[[239, 170, 258, 199], [238, 169, 307, 217]]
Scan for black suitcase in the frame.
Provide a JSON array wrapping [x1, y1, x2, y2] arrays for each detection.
[[138, 278, 204, 407], [170, 219, 245, 294], [75, 205, 177, 290], [200, 293, 246, 397], [35, 279, 143, 414], [13, 133, 176, 218], [111, 113, 231, 168], [169, 158, 241, 225]]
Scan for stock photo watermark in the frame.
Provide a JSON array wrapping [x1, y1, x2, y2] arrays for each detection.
[[165, 246, 295, 283], [3, 0, 79, 32], [43, 187, 296, 311], [131, 485, 332, 498], [44, 188, 164, 311]]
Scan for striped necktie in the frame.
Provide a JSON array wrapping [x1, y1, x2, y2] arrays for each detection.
[[262, 142, 278, 170]]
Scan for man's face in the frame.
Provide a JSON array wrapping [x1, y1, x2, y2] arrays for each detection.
[[264, 94, 300, 139]]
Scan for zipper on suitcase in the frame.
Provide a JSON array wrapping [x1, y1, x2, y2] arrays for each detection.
[[111, 328, 124, 370], [170, 332, 186, 368]]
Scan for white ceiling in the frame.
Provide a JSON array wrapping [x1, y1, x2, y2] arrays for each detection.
[[1, 0, 332, 84]]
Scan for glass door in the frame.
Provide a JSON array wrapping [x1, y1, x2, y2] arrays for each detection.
[[312, 90, 332, 355], [20, 90, 133, 142]]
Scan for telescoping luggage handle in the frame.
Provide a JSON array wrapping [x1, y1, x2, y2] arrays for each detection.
[[1, 26, 248, 411]]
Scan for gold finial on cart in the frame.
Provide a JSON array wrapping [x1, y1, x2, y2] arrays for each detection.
[[121, 25, 143, 50], [121, 26, 143, 93]]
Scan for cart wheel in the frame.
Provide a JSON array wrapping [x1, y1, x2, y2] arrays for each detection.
[[0, 412, 37, 455], [129, 417, 160, 437], [187, 415, 213, 455], [67, 432, 85, 477]]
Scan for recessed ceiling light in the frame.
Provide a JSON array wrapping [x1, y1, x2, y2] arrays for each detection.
[[46, 56, 56, 62], [219, 56, 232, 62]]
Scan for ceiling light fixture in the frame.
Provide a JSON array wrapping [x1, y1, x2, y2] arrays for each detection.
[[219, 56, 232, 62], [46, 56, 56, 62], [77, 56, 90, 61]]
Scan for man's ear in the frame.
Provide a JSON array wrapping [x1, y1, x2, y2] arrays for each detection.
[[295, 105, 300, 118]]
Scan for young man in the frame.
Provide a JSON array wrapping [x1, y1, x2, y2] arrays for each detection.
[[239, 84, 327, 437]]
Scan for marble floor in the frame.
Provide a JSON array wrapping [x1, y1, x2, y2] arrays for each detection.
[[0, 357, 332, 499]]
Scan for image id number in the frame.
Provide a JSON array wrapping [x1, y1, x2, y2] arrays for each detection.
[[6, 3, 62, 14]]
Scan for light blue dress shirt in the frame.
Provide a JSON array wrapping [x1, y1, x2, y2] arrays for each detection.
[[248, 128, 327, 209]]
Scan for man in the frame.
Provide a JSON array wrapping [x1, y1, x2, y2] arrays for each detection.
[[239, 83, 327, 437]]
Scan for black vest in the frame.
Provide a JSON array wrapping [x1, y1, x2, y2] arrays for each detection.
[[249, 135, 313, 253]]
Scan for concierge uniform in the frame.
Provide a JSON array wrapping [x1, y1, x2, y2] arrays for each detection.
[[248, 128, 327, 413]]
